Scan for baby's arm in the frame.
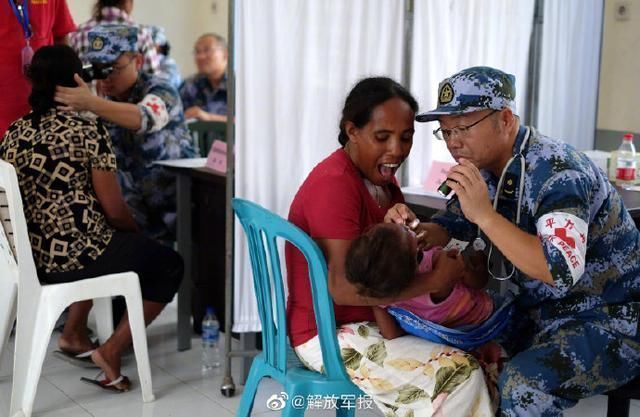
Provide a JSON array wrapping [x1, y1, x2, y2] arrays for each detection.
[[372, 306, 405, 339], [461, 250, 489, 289]]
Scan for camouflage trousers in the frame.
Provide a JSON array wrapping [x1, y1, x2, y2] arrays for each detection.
[[118, 167, 177, 242], [499, 317, 640, 417]]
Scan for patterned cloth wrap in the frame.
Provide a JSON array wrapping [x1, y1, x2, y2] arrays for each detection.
[[85, 24, 139, 64], [388, 291, 515, 350], [416, 66, 517, 122]]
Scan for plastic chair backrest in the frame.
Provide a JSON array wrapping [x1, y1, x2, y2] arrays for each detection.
[[0, 185, 17, 282], [0, 160, 43, 294], [0, 185, 16, 261], [187, 121, 226, 157], [232, 198, 350, 381]]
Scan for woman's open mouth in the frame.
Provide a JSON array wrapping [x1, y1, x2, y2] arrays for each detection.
[[378, 163, 400, 180]]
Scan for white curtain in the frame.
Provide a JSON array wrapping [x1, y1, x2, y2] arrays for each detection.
[[536, 0, 603, 150], [233, 0, 405, 332], [406, 0, 535, 187]]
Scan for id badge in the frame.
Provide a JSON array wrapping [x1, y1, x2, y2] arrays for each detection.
[[21, 41, 33, 75]]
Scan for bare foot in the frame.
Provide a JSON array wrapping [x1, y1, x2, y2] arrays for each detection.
[[58, 335, 96, 355], [90, 347, 128, 389]]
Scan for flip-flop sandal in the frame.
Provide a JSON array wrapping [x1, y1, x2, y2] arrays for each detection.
[[80, 372, 131, 393], [53, 349, 99, 368]]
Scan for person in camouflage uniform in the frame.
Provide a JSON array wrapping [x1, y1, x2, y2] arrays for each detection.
[[55, 24, 196, 243], [387, 66, 640, 416], [179, 33, 228, 122], [149, 25, 182, 91]]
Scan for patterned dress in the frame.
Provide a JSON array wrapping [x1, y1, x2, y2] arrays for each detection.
[[432, 125, 640, 416], [0, 109, 116, 273], [105, 72, 196, 242]]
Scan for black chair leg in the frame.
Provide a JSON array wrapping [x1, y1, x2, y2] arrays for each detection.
[[607, 396, 630, 417]]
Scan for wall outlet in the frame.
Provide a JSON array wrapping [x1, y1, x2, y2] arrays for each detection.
[[614, 1, 631, 21]]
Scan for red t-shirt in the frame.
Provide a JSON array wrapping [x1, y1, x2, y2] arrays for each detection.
[[286, 148, 405, 347], [0, 0, 76, 138]]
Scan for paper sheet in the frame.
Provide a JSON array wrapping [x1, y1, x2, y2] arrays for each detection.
[[153, 158, 207, 168]]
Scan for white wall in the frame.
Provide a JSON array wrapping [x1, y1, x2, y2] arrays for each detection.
[[597, 0, 640, 133], [66, 0, 229, 78]]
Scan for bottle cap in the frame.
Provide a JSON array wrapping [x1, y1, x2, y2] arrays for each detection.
[[624, 133, 634, 141], [205, 306, 215, 315]]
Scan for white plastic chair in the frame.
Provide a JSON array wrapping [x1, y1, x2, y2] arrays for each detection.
[[0, 187, 18, 375], [0, 159, 155, 417], [0, 189, 114, 375]]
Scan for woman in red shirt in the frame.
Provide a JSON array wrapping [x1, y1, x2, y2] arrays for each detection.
[[286, 77, 494, 416]]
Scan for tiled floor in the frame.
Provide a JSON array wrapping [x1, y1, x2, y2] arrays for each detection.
[[0, 303, 638, 417]]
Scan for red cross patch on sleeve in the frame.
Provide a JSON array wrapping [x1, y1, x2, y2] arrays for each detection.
[[536, 212, 588, 285], [139, 94, 170, 132]]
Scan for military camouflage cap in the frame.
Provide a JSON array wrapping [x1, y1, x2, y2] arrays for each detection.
[[416, 66, 517, 122], [85, 24, 139, 64]]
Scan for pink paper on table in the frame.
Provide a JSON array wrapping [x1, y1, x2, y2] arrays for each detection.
[[206, 140, 227, 173], [424, 160, 455, 192]]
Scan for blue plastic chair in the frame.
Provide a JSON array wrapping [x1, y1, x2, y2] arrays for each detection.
[[233, 198, 364, 417]]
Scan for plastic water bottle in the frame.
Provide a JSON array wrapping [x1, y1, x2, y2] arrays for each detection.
[[201, 306, 221, 373], [616, 133, 637, 189]]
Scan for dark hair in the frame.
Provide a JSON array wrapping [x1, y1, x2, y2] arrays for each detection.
[[27, 45, 82, 116], [93, 0, 126, 21], [345, 224, 418, 298], [338, 77, 418, 147], [158, 42, 171, 57]]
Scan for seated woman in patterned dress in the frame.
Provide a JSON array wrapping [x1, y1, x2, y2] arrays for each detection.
[[0, 45, 183, 393]]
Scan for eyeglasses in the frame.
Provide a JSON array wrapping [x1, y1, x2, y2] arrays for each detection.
[[432, 110, 498, 141], [109, 56, 135, 76]]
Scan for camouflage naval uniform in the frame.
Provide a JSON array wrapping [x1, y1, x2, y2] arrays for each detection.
[[148, 25, 182, 90], [105, 71, 196, 242], [431, 126, 640, 416], [86, 25, 197, 242], [418, 67, 640, 417], [179, 73, 228, 117]]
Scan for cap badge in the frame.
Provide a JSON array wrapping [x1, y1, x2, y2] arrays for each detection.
[[91, 37, 104, 51], [439, 82, 454, 105]]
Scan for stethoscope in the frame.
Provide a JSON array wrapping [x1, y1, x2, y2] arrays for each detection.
[[472, 126, 532, 281]]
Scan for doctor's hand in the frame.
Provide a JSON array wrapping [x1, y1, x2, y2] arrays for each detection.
[[55, 74, 97, 112], [384, 204, 431, 248], [384, 203, 417, 226], [446, 158, 494, 225]]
